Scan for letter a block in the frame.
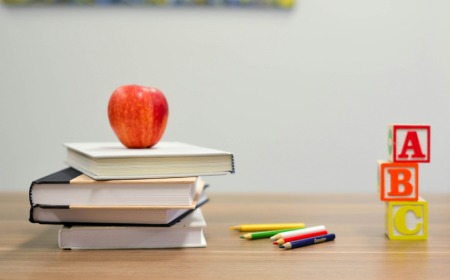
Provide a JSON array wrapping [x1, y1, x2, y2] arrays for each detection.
[[377, 160, 418, 201], [388, 124, 430, 163], [385, 197, 427, 240]]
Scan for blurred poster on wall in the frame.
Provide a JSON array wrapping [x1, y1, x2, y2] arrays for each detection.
[[3, 0, 294, 8]]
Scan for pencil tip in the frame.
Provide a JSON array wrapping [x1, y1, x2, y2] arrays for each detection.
[[272, 242, 277, 245], [280, 246, 285, 248], [229, 227, 235, 230], [239, 236, 244, 239]]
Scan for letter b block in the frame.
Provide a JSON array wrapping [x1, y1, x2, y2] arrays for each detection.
[[385, 197, 427, 240], [388, 124, 430, 163], [377, 160, 418, 201]]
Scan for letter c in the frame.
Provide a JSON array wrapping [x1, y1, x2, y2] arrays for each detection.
[[394, 206, 422, 235]]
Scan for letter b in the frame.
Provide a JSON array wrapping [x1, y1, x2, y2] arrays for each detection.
[[377, 161, 418, 201], [387, 169, 413, 196]]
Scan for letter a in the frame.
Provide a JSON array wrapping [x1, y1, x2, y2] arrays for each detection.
[[387, 169, 413, 196], [398, 131, 425, 159]]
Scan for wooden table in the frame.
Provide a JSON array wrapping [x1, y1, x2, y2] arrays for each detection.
[[1, 192, 450, 279]]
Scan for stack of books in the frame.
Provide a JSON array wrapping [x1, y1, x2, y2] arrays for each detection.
[[29, 142, 235, 249]]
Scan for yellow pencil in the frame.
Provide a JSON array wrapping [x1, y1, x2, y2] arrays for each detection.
[[229, 223, 305, 232]]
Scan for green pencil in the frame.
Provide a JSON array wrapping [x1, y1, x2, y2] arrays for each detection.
[[239, 228, 305, 240]]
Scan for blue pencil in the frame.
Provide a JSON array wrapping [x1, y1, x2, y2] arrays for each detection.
[[280, 233, 335, 250]]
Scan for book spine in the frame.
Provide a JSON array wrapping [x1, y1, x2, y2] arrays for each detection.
[[28, 206, 35, 223], [231, 154, 235, 174], [29, 181, 35, 206]]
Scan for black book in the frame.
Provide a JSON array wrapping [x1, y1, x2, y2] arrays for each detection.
[[29, 168, 209, 227]]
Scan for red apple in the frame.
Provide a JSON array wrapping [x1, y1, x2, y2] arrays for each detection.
[[108, 85, 169, 149]]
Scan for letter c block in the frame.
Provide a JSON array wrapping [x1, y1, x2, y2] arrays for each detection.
[[385, 197, 427, 240]]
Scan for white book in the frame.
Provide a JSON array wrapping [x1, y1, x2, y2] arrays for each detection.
[[59, 209, 207, 250], [32, 190, 209, 226], [64, 142, 235, 180], [30, 168, 204, 207]]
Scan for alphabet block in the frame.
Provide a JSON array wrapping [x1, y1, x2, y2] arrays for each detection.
[[377, 160, 418, 201], [385, 197, 427, 240], [388, 124, 430, 163]]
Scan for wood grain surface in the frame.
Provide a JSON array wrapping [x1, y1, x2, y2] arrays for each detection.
[[1, 192, 450, 279]]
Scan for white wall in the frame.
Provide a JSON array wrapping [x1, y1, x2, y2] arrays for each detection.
[[1, 1, 449, 192]]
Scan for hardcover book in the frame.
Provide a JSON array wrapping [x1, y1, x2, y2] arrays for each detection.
[[64, 142, 235, 180], [59, 209, 207, 249], [29, 168, 205, 207], [29, 188, 209, 226]]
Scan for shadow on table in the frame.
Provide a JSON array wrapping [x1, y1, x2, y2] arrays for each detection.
[[8, 226, 60, 251]]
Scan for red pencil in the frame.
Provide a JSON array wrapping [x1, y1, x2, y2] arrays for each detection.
[[273, 230, 328, 246]]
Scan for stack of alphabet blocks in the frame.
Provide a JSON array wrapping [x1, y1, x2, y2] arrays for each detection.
[[377, 124, 430, 240]]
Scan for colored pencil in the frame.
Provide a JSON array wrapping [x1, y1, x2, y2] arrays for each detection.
[[273, 230, 328, 245], [240, 228, 304, 240], [270, 225, 326, 240], [230, 223, 305, 232], [280, 233, 335, 250]]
